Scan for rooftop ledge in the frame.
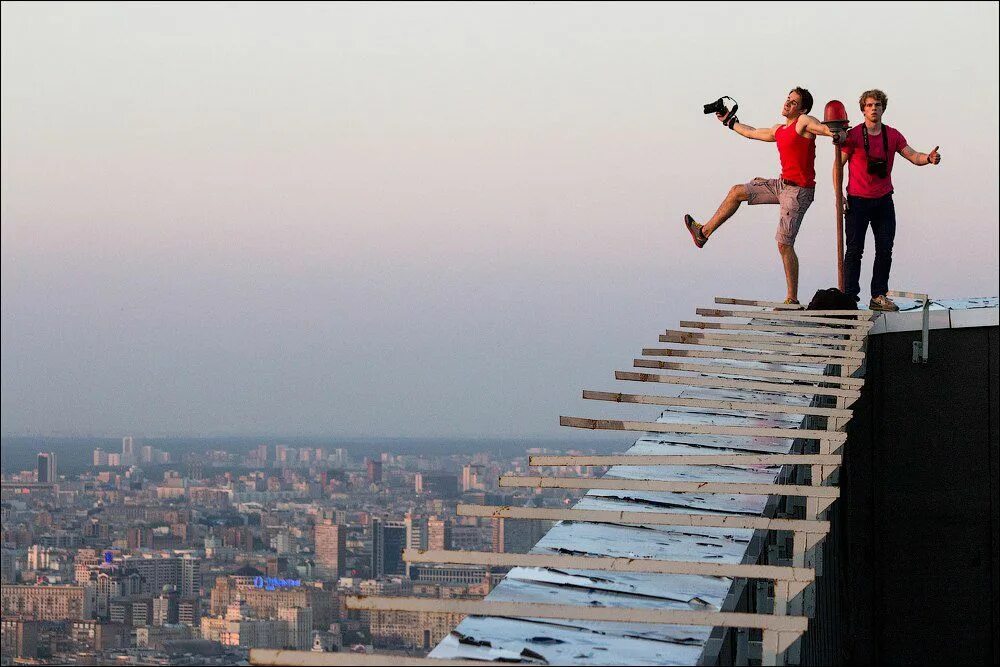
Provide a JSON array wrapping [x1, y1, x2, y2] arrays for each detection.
[[868, 296, 997, 335]]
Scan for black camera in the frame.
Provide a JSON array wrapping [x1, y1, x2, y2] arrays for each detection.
[[704, 96, 739, 129], [862, 126, 889, 178], [703, 96, 738, 121], [867, 158, 888, 179], [703, 98, 728, 116]]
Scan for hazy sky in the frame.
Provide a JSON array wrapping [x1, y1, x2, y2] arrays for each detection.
[[3, 2, 998, 438]]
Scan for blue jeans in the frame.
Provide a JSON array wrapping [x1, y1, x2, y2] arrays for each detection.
[[844, 193, 896, 301]]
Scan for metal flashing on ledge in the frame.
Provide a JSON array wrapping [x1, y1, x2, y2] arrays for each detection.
[[885, 291, 931, 363], [868, 295, 997, 336]]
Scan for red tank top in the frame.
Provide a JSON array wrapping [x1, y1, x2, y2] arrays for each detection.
[[775, 121, 816, 188]]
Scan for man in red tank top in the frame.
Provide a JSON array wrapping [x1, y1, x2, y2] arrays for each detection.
[[683, 88, 844, 304]]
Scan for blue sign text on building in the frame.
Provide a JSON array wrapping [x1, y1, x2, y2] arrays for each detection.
[[253, 576, 302, 590]]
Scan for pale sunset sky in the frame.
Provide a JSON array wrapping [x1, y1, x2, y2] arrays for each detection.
[[2, 2, 997, 437]]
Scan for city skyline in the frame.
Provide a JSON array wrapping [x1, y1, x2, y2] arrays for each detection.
[[1, 429, 586, 659]]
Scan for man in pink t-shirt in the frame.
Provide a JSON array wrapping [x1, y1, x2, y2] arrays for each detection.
[[839, 89, 941, 311]]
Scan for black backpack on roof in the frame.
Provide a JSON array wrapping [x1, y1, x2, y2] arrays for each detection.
[[807, 287, 858, 311]]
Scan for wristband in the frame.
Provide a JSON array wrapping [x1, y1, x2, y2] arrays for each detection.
[[727, 115, 739, 130]]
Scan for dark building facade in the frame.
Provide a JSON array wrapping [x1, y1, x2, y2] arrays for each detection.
[[371, 519, 406, 578], [36, 453, 56, 484], [806, 321, 999, 665]]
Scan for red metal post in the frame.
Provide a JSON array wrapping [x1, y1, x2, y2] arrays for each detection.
[[834, 152, 845, 291], [823, 101, 850, 291]]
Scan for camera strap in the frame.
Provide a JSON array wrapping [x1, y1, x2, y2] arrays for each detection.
[[723, 97, 739, 123], [862, 124, 889, 161]]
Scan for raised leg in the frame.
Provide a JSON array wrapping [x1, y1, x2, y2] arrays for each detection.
[[702, 184, 750, 237]]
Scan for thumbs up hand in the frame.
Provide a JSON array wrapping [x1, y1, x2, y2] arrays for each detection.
[[928, 146, 941, 165]]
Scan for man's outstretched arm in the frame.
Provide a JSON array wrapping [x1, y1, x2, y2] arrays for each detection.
[[722, 115, 778, 142], [900, 144, 941, 166], [798, 114, 846, 142]]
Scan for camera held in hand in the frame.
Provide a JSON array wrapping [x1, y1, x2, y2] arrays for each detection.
[[703, 96, 739, 128]]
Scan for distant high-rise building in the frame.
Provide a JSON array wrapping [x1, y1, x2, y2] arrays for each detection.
[[404, 515, 427, 576], [427, 517, 451, 551], [366, 459, 383, 484], [141, 445, 154, 464], [1, 619, 40, 658], [314, 520, 346, 580], [152, 586, 179, 626], [122, 555, 201, 598], [93, 449, 109, 467], [462, 464, 485, 492], [1, 550, 18, 583], [332, 448, 349, 466], [271, 532, 292, 555], [265, 556, 288, 578], [405, 514, 428, 551], [368, 608, 464, 651], [491, 518, 550, 554], [131, 599, 151, 626], [415, 473, 459, 497], [371, 519, 406, 578], [27, 545, 54, 571], [36, 453, 56, 484], [278, 605, 313, 650], [178, 598, 200, 627], [122, 436, 134, 465], [449, 525, 487, 551], [126, 526, 154, 550], [0, 584, 95, 620]]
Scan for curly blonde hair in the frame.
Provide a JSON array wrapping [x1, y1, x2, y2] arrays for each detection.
[[859, 89, 888, 111]]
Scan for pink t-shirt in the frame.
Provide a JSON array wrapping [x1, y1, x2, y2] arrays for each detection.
[[841, 124, 908, 198]]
